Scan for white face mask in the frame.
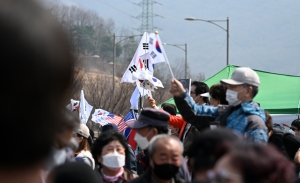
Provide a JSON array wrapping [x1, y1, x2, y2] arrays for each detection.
[[226, 89, 245, 106], [134, 129, 152, 150], [102, 150, 125, 169]]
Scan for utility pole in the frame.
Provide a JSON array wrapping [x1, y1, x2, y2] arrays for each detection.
[[185, 17, 230, 66], [226, 17, 229, 65], [185, 43, 187, 78], [112, 33, 116, 93]]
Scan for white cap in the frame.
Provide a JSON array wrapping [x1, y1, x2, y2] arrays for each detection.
[[76, 124, 90, 138], [221, 67, 260, 87]]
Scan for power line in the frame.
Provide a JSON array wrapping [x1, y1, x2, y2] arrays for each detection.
[[95, 0, 140, 32], [229, 37, 269, 68], [97, 0, 138, 19], [201, 39, 226, 67]]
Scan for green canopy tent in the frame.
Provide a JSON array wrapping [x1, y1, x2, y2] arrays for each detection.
[[159, 65, 300, 115]]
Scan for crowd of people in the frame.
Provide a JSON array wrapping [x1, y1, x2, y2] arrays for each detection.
[[2, 0, 300, 183]]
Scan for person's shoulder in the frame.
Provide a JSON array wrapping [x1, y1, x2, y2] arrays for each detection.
[[246, 114, 267, 130], [77, 150, 92, 156], [124, 168, 139, 180], [127, 174, 145, 183]]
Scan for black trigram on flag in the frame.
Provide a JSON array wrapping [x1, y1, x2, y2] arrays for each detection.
[[143, 43, 149, 50], [129, 65, 137, 73], [143, 59, 149, 70], [150, 51, 157, 59], [149, 38, 154, 45]]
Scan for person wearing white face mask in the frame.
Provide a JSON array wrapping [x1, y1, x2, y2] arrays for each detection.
[[92, 130, 138, 183], [126, 108, 191, 181], [170, 67, 268, 143]]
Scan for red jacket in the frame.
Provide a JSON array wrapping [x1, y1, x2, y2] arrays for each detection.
[[168, 114, 187, 140]]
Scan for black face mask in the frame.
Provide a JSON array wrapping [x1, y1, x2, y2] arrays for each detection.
[[152, 161, 179, 180]]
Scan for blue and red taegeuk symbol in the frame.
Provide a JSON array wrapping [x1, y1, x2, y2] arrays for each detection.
[[155, 41, 162, 53]]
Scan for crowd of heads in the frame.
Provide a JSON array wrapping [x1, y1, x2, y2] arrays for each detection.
[[1, 0, 300, 183]]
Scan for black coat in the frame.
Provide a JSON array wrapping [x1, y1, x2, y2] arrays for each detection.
[[128, 168, 186, 183], [174, 96, 214, 132], [125, 144, 137, 174], [174, 96, 214, 156]]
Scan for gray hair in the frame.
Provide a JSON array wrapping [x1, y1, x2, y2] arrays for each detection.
[[148, 134, 183, 157], [243, 84, 258, 98]]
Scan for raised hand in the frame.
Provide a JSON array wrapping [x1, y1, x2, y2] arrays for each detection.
[[148, 96, 159, 109], [170, 79, 185, 97]]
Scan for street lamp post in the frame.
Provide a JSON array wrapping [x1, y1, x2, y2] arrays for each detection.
[[111, 33, 142, 93], [185, 17, 229, 65], [163, 43, 188, 78]]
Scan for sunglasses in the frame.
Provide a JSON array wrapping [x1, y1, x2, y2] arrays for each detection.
[[290, 127, 298, 131]]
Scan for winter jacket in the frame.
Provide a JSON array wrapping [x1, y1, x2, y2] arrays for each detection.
[[175, 92, 268, 143], [125, 144, 138, 174], [157, 108, 199, 155], [128, 168, 186, 183], [173, 97, 214, 133], [75, 150, 95, 169]]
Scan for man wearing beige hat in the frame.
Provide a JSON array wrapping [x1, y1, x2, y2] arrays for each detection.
[[170, 67, 268, 143]]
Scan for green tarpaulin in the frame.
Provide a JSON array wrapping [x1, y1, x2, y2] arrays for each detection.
[[160, 65, 300, 114]]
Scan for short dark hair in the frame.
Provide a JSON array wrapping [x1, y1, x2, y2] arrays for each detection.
[[291, 119, 300, 130], [1, 0, 73, 168], [148, 125, 169, 134], [92, 131, 129, 167], [192, 81, 209, 103], [209, 84, 228, 105], [244, 84, 259, 98], [161, 103, 177, 115]]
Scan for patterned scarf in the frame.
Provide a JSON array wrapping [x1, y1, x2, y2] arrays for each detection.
[[102, 167, 124, 182]]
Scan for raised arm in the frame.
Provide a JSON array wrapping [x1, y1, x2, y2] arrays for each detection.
[[174, 95, 214, 131], [147, 96, 185, 129], [170, 79, 217, 116]]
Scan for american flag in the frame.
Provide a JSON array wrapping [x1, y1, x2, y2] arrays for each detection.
[[117, 110, 136, 132], [105, 113, 123, 130], [105, 111, 136, 132]]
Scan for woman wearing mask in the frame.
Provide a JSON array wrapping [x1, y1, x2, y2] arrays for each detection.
[[92, 130, 138, 183], [74, 123, 95, 169]]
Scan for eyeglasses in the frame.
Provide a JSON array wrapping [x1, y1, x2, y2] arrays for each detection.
[[290, 127, 298, 131], [190, 91, 196, 94]]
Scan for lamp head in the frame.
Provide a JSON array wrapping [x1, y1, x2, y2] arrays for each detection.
[[184, 17, 196, 21]]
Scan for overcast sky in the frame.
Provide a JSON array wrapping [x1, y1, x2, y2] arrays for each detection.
[[43, 0, 300, 79]]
